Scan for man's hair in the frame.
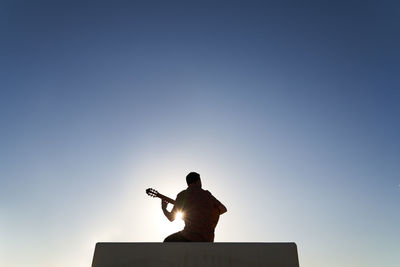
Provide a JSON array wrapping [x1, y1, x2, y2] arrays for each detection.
[[186, 172, 200, 185]]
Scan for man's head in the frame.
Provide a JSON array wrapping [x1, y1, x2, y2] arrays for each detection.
[[186, 172, 201, 186]]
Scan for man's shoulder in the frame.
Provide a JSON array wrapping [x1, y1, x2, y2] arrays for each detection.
[[174, 190, 187, 207], [203, 189, 213, 196], [176, 190, 187, 198], [203, 190, 220, 202]]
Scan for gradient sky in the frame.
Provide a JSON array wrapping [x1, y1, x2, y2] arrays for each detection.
[[1, 1, 399, 266]]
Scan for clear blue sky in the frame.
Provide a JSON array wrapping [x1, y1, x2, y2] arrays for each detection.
[[1, 1, 399, 266]]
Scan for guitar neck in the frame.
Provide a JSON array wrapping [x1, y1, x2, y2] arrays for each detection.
[[157, 193, 175, 205]]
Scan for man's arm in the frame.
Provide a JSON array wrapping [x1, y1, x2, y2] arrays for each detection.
[[216, 199, 227, 214], [211, 194, 227, 215], [162, 192, 184, 222]]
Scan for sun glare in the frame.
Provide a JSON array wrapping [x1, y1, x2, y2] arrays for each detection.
[[175, 211, 183, 220]]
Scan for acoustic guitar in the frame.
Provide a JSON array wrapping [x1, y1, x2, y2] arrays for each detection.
[[145, 187, 220, 229]]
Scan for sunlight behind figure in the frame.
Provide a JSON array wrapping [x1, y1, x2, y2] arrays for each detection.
[[175, 211, 183, 220]]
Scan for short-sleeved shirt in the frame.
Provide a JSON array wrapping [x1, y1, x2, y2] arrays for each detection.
[[173, 184, 221, 242]]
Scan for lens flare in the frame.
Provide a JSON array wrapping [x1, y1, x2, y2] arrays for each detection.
[[175, 211, 183, 220]]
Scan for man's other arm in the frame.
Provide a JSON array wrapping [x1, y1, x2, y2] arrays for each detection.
[[212, 195, 227, 215]]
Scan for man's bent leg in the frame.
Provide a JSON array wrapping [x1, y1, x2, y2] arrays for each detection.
[[163, 231, 190, 242]]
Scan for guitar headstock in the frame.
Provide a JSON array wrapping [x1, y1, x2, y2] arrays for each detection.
[[146, 188, 159, 198]]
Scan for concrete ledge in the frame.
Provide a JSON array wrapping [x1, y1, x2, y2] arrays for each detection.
[[91, 242, 299, 267]]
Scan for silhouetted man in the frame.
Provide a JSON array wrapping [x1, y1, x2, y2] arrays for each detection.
[[162, 172, 227, 242]]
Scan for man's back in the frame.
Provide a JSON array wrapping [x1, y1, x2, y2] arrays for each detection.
[[175, 184, 221, 242]]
